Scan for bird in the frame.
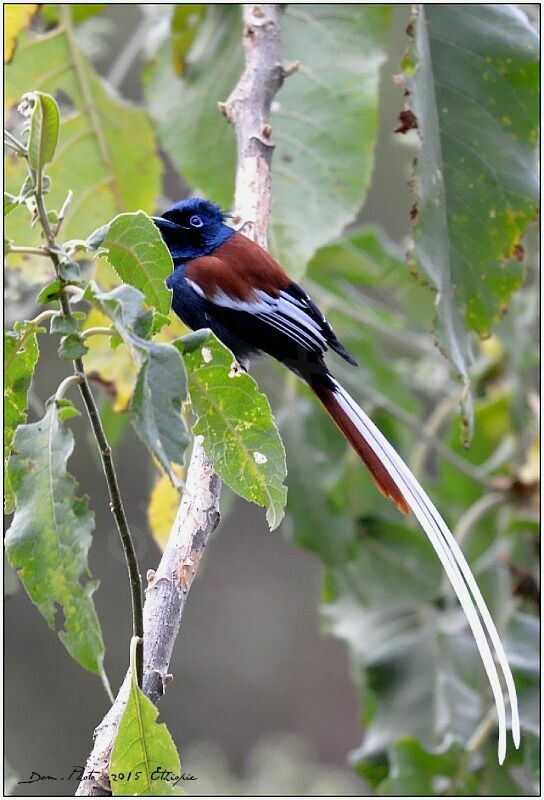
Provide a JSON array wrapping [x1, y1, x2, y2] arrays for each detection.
[[153, 196, 519, 763]]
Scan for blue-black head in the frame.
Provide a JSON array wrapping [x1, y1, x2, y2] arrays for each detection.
[[152, 197, 235, 264]]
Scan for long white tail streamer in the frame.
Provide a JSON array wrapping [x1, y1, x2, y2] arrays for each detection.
[[331, 378, 520, 764]]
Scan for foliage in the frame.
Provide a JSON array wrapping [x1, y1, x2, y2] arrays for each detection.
[[399, 5, 539, 434], [110, 639, 183, 796], [178, 332, 287, 530], [4, 3, 38, 62], [4, 4, 161, 276], [4, 4, 539, 797], [144, 4, 391, 277], [5, 398, 107, 679], [4, 320, 41, 512]]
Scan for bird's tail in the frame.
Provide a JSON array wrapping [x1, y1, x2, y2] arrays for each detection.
[[310, 371, 519, 764]]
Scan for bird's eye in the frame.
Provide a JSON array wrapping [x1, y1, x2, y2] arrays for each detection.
[[189, 215, 203, 228]]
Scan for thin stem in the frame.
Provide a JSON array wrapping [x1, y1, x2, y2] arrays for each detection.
[[410, 394, 459, 479], [4, 137, 26, 156], [455, 492, 504, 547], [7, 245, 51, 256], [55, 373, 82, 401], [27, 158, 144, 688], [81, 326, 115, 341]]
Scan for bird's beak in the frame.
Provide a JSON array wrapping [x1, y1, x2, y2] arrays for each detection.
[[151, 215, 178, 231]]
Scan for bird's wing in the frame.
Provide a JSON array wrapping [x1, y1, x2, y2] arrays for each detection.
[[185, 234, 356, 363]]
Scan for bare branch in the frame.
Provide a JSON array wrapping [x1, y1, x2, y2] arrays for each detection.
[[76, 4, 288, 795]]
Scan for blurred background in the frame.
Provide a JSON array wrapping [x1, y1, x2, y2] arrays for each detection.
[[5, 4, 539, 797]]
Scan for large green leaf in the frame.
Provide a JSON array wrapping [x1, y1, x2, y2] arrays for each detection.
[[177, 332, 287, 530], [5, 399, 106, 677], [85, 212, 174, 316], [4, 5, 161, 275], [4, 320, 41, 513], [85, 284, 189, 485], [110, 640, 182, 796], [400, 5, 539, 409], [145, 4, 391, 277]]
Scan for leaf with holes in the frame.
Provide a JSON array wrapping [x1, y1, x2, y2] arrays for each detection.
[[176, 332, 287, 530], [4, 320, 41, 513], [144, 4, 391, 278], [400, 5, 539, 429], [5, 400, 106, 678], [5, 5, 161, 279]]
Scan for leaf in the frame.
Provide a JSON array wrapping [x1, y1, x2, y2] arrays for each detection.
[[4, 320, 41, 513], [41, 4, 106, 25], [58, 333, 87, 360], [4, 6, 161, 276], [172, 4, 206, 75], [87, 212, 174, 315], [147, 472, 182, 551], [24, 90, 60, 171], [177, 332, 287, 530], [145, 4, 391, 277], [85, 284, 189, 483], [5, 400, 106, 677], [83, 309, 137, 412], [4, 3, 37, 62], [378, 739, 474, 796], [110, 639, 183, 796], [400, 5, 539, 411]]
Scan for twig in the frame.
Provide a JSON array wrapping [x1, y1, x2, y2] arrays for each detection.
[[6, 245, 52, 257], [24, 159, 144, 688], [75, 4, 288, 795]]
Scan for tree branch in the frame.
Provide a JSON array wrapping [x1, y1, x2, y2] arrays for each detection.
[[75, 4, 288, 795]]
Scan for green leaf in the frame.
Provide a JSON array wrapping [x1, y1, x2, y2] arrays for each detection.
[[400, 5, 539, 410], [50, 314, 78, 335], [4, 192, 18, 218], [145, 4, 391, 277], [41, 4, 106, 25], [87, 212, 174, 315], [85, 284, 189, 484], [4, 320, 41, 513], [177, 332, 287, 530], [5, 6, 161, 277], [58, 333, 87, 360], [171, 4, 206, 75], [5, 400, 106, 677], [57, 259, 81, 282], [110, 640, 183, 796], [378, 739, 474, 796], [23, 90, 60, 171], [37, 278, 62, 304]]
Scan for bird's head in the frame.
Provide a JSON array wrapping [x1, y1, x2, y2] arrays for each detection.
[[152, 197, 234, 263]]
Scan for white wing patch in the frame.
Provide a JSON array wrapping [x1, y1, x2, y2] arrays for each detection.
[[207, 287, 327, 352]]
